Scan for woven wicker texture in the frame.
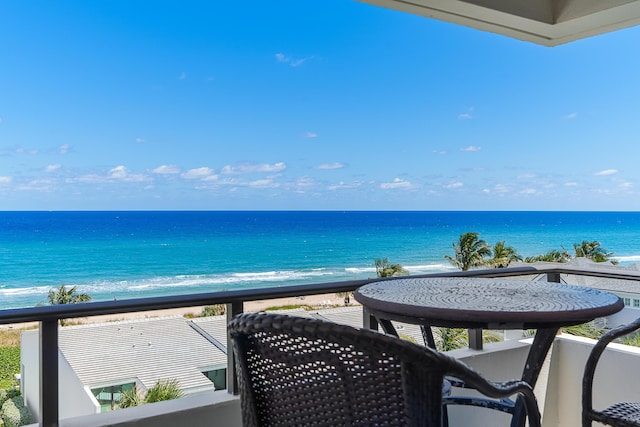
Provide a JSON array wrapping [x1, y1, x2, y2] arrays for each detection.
[[229, 312, 541, 427], [583, 317, 640, 427]]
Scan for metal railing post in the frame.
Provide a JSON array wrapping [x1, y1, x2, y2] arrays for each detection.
[[362, 307, 378, 331], [40, 319, 59, 427], [468, 328, 483, 350], [226, 301, 243, 395]]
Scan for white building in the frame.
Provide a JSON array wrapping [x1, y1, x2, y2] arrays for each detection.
[[21, 316, 228, 420]]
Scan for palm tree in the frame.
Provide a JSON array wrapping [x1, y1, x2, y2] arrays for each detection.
[[374, 258, 408, 278], [47, 284, 92, 326], [119, 379, 183, 408], [491, 241, 522, 268], [444, 232, 491, 271], [573, 240, 617, 264], [524, 249, 571, 263]]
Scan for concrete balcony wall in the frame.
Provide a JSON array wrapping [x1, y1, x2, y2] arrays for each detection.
[[24, 390, 241, 427], [542, 334, 640, 427]]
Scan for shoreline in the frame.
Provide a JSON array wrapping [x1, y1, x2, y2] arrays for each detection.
[[0, 293, 352, 330]]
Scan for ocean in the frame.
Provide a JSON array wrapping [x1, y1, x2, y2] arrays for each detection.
[[1, 211, 639, 309]]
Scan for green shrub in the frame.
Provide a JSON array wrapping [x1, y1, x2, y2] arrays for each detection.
[[200, 305, 225, 317], [118, 388, 143, 409], [562, 322, 605, 340], [1, 395, 32, 427], [118, 379, 183, 408], [145, 379, 183, 403], [621, 333, 640, 347], [0, 347, 20, 389]]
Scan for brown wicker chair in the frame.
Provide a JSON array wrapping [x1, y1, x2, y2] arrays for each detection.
[[229, 312, 541, 427], [583, 317, 640, 427]]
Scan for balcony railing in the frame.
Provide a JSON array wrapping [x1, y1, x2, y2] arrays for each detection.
[[2, 264, 639, 427]]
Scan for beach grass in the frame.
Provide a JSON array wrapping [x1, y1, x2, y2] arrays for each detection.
[[0, 330, 22, 347]]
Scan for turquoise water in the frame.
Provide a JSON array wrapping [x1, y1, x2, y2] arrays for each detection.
[[0, 211, 639, 309]]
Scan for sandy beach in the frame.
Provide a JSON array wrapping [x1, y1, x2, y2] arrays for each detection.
[[1, 293, 353, 329], [88, 292, 349, 324]]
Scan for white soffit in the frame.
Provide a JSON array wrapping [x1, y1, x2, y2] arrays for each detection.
[[358, 0, 640, 46]]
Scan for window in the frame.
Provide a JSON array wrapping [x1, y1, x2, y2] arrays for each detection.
[[624, 298, 631, 306], [634, 299, 640, 308], [203, 368, 226, 390], [91, 383, 136, 412]]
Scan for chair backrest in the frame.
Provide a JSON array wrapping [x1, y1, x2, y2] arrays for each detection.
[[229, 312, 540, 427]]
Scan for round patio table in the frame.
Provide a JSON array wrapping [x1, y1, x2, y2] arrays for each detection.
[[355, 277, 623, 427]]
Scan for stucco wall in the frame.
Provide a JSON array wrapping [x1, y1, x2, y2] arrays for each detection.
[[20, 329, 99, 423]]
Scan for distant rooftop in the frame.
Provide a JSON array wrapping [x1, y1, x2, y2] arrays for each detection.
[[358, 0, 640, 46], [56, 316, 226, 393]]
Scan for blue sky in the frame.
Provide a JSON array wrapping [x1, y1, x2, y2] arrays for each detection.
[[1, 1, 639, 211]]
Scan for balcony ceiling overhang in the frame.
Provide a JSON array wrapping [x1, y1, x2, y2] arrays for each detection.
[[358, 0, 640, 46]]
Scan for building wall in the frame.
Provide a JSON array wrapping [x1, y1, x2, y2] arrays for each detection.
[[20, 330, 100, 422], [20, 331, 39, 420]]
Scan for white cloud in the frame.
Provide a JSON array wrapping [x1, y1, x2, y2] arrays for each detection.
[[458, 107, 474, 120], [380, 178, 414, 189], [275, 53, 313, 67], [0, 176, 12, 184], [460, 146, 481, 152], [595, 169, 618, 176], [517, 173, 536, 179], [619, 181, 633, 189], [152, 165, 181, 174], [494, 184, 509, 193], [248, 179, 278, 188], [304, 132, 318, 138], [182, 167, 215, 179], [74, 174, 103, 184], [328, 181, 362, 190], [213, 176, 280, 189], [108, 166, 128, 179], [315, 162, 346, 170], [444, 181, 464, 189], [16, 147, 38, 155], [45, 164, 61, 172], [520, 188, 540, 195], [565, 112, 578, 120], [108, 165, 150, 182], [564, 182, 578, 187], [287, 176, 316, 193], [59, 144, 70, 154], [221, 162, 286, 174], [432, 150, 448, 155], [135, 137, 145, 143], [202, 174, 219, 182], [17, 178, 56, 192]]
